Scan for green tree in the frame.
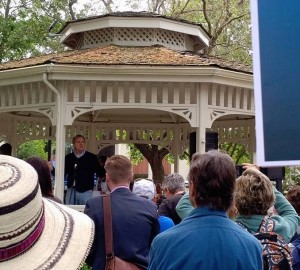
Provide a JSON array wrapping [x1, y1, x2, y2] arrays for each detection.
[[127, 140, 169, 183], [1, 0, 252, 63], [219, 142, 250, 164], [0, 0, 94, 62], [145, 0, 252, 64], [283, 167, 300, 194], [127, 144, 145, 165], [16, 139, 48, 160], [134, 143, 169, 183], [128, 142, 189, 183]]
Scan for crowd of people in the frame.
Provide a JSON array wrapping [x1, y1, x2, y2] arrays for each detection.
[[1, 137, 300, 270]]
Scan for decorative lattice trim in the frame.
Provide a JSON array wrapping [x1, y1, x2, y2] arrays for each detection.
[[84, 28, 114, 46], [82, 28, 187, 51]]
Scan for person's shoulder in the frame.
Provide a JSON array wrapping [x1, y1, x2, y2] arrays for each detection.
[[86, 195, 103, 206], [135, 193, 157, 206], [159, 216, 175, 232], [153, 223, 180, 243], [168, 193, 185, 203]]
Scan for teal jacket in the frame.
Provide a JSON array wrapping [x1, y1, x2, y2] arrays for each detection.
[[175, 193, 193, 220], [235, 188, 300, 242]]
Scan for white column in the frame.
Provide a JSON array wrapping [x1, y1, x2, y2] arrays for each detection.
[[173, 126, 180, 172], [54, 82, 66, 203], [249, 118, 257, 163], [197, 83, 210, 154], [196, 126, 206, 154], [43, 74, 66, 203]]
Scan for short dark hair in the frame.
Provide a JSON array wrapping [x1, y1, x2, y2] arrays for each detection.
[[0, 143, 12, 156], [26, 156, 54, 198], [188, 150, 236, 211], [286, 185, 300, 215]]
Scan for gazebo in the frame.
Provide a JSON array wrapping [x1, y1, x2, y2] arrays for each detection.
[[0, 12, 255, 203]]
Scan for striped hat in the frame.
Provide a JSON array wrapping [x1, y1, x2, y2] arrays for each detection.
[[0, 155, 94, 270]]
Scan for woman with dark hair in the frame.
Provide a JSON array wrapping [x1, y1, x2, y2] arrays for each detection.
[[26, 156, 62, 203]]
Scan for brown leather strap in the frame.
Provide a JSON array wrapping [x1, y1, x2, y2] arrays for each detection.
[[103, 194, 114, 260]]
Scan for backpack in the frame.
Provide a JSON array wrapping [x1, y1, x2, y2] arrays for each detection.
[[238, 218, 293, 270]]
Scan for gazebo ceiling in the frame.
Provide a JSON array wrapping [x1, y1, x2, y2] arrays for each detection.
[[77, 108, 189, 124], [76, 110, 254, 125], [8, 108, 188, 124]]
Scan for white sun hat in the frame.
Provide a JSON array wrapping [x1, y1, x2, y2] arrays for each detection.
[[0, 155, 94, 270], [133, 179, 156, 200]]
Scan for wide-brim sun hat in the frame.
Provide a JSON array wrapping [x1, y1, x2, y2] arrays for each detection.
[[0, 155, 94, 270]]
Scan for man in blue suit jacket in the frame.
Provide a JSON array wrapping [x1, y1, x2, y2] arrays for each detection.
[[84, 155, 160, 270]]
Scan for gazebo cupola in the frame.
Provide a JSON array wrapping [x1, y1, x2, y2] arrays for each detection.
[[58, 12, 210, 52]]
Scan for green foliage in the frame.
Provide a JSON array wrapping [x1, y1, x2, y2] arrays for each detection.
[[283, 167, 300, 194], [127, 144, 144, 165], [0, 0, 252, 65], [165, 149, 191, 164], [16, 139, 48, 160], [127, 143, 189, 165], [0, 0, 87, 62], [219, 142, 250, 164], [160, 0, 252, 64], [80, 263, 92, 270]]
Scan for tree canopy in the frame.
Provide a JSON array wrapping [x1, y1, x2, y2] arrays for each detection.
[[0, 0, 252, 63]]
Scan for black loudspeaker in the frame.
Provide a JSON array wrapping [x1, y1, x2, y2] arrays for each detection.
[[235, 165, 245, 177], [189, 132, 196, 162], [189, 131, 219, 161], [260, 167, 285, 180], [205, 132, 218, 152], [260, 167, 285, 192]]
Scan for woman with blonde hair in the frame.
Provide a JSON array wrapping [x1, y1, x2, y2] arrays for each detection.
[[235, 167, 299, 242]]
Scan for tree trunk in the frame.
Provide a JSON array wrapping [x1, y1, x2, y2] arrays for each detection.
[[148, 153, 165, 184], [134, 143, 169, 184]]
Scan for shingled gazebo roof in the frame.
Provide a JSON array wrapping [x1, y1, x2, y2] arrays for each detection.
[[0, 45, 252, 73]]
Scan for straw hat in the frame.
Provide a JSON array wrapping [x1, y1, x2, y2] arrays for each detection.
[[0, 155, 94, 269]]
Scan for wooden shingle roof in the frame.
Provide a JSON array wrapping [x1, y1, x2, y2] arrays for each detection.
[[0, 45, 252, 73]]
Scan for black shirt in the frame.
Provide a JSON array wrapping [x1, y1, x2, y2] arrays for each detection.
[[158, 192, 185, 225], [65, 151, 100, 192]]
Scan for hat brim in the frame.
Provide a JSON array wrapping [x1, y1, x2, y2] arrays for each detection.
[[3, 198, 94, 270]]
